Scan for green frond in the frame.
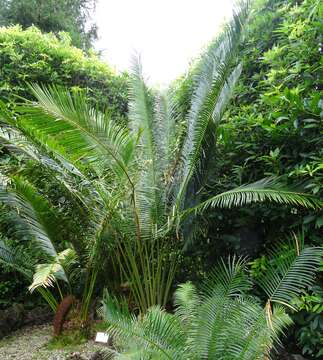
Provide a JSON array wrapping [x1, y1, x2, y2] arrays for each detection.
[[20, 84, 135, 184], [211, 63, 242, 124], [0, 123, 41, 161], [174, 1, 250, 211], [129, 57, 164, 232], [184, 178, 323, 217], [0, 123, 98, 210], [1, 93, 120, 213], [153, 90, 178, 178], [101, 291, 187, 359], [56, 248, 78, 273], [0, 239, 34, 279], [106, 307, 186, 359], [191, 294, 250, 358], [202, 255, 252, 298], [257, 234, 322, 310], [174, 282, 199, 325], [0, 176, 59, 257]]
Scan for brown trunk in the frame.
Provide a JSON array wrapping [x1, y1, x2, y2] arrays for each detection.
[[53, 295, 75, 336]]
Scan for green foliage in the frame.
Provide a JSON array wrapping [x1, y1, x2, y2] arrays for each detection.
[[0, 26, 128, 117], [0, 0, 97, 49], [214, 0, 323, 239], [100, 236, 322, 359], [292, 285, 323, 358], [249, 243, 323, 357], [212, 0, 323, 354], [0, 0, 322, 324], [173, 0, 322, 247], [172, 6, 323, 356], [0, 24, 128, 309]]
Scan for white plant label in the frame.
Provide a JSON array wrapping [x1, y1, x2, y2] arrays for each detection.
[[95, 332, 109, 343]]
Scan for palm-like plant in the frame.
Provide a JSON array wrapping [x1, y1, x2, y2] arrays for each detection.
[[0, 0, 322, 320], [100, 236, 322, 359], [0, 176, 77, 311]]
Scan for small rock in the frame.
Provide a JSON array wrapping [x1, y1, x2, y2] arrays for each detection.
[[0, 303, 24, 339], [66, 352, 86, 360], [90, 351, 104, 360], [292, 355, 308, 360]]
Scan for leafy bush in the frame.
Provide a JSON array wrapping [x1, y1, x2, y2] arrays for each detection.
[[213, 0, 323, 247], [0, 0, 97, 49], [292, 285, 323, 358], [0, 26, 128, 118]]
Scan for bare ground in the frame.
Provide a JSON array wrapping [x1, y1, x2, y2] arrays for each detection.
[[0, 324, 105, 360]]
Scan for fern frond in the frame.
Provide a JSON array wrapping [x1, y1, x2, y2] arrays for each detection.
[[0, 239, 34, 279], [101, 291, 186, 359], [129, 57, 165, 234]]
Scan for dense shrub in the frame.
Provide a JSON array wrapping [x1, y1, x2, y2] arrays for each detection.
[[0, 0, 97, 49], [0, 26, 128, 118]]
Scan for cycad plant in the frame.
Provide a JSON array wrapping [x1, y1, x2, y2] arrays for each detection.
[[0, 0, 322, 321], [100, 235, 323, 359]]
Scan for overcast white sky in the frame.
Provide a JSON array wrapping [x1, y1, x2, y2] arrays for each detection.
[[94, 0, 234, 85]]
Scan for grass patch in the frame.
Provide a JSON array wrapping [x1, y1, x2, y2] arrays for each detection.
[[92, 320, 107, 332], [46, 329, 88, 350]]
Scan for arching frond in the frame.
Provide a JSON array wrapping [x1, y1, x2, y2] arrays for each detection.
[[191, 296, 257, 359], [257, 234, 322, 310], [20, 84, 135, 184], [184, 178, 323, 217], [28, 248, 76, 293], [0, 176, 59, 257], [102, 296, 187, 360], [28, 262, 65, 292], [0, 123, 99, 210]]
